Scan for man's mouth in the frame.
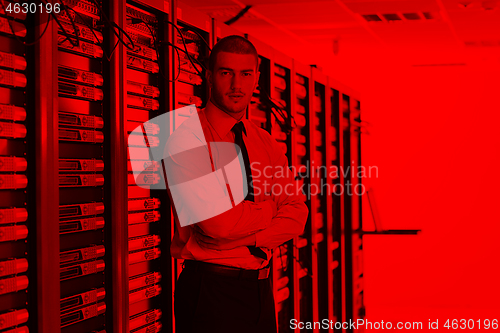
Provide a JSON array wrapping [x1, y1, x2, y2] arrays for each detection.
[[228, 94, 244, 102]]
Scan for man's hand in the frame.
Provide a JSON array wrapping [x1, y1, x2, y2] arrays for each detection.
[[194, 227, 256, 251]]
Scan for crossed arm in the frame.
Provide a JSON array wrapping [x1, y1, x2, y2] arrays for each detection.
[[164, 131, 308, 253], [192, 140, 309, 252]]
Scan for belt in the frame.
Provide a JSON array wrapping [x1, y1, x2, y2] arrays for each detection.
[[184, 260, 270, 280]]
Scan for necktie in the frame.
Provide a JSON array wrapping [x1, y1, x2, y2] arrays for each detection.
[[232, 122, 254, 202], [232, 122, 267, 261]]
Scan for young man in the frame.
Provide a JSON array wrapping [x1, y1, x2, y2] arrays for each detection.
[[165, 35, 308, 333]]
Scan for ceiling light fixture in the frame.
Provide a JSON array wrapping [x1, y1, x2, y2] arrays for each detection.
[[458, 1, 474, 8]]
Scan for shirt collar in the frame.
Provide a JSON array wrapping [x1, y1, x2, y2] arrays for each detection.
[[204, 99, 247, 139]]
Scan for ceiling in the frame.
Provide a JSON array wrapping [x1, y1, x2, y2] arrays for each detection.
[[180, 0, 500, 90]]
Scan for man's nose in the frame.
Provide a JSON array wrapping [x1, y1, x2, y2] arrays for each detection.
[[231, 73, 242, 90]]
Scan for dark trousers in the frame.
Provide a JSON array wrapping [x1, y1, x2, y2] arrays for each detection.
[[174, 263, 277, 333]]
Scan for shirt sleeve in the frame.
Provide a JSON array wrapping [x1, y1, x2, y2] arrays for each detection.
[[254, 136, 309, 250], [164, 131, 274, 241]]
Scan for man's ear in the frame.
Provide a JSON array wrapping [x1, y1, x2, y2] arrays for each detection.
[[206, 70, 213, 87]]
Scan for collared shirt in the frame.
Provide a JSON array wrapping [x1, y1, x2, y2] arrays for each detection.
[[165, 100, 309, 270]]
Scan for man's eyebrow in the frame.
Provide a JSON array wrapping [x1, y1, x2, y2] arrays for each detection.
[[217, 68, 255, 72]]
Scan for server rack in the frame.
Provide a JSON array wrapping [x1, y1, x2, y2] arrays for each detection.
[[0, 6, 32, 333], [124, 3, 165, 333], [56, 1, 108, 332]]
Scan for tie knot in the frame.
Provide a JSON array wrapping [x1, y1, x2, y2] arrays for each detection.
[[231, 121, 245, 136]]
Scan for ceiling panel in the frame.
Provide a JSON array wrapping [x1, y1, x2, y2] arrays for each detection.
[[250, 1, 357, 25], [292, 26, 377, 43], [340, 0, 440, 13], [371, 20, 459, 47], [447, 10, 500, 39]]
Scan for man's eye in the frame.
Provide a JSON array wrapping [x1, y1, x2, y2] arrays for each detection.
[[221, 71, 230, 76], [243, 73, 251, 77]]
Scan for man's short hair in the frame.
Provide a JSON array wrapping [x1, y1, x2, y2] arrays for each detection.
[[208, 35, 259, 72]]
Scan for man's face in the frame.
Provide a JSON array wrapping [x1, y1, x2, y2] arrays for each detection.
[[208, 51, 260, 118]]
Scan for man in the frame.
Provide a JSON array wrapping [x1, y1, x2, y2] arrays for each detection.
[[165, 35, 308, 333]]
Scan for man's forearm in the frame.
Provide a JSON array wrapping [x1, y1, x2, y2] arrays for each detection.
[[197, 199, 275, 240], [195, 229, 257, 250], [254, 200, 308, 250]]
